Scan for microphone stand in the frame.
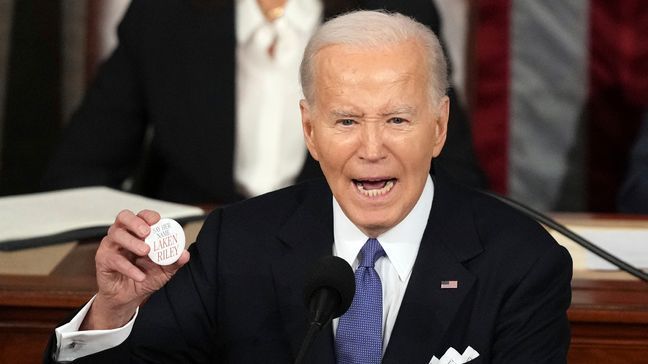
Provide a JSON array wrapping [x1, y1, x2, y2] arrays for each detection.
[[295, 288, 339, 364], [486, 191, 648, 282], [295, 321, 323, 364]]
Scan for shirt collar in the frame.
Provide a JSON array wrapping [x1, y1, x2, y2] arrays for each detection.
[[333, 175, 434, 281], [236, 0, 322, 44]]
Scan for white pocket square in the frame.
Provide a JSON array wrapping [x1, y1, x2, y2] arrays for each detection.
[[429, 346, 479, 364]]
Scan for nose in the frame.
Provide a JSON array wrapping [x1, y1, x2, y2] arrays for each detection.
[[358, 123, 386, 162]]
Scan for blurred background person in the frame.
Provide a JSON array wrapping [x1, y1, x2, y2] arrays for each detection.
[[618, 112, 648, 214], [2, 0, 645, 212], [34, 0, 485, 204]]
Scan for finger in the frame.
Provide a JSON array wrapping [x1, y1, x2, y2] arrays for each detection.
[[137, 209, 161, 226], [98, 249, 146, 282], [134, 256, 182, 288], [135, 255, 160, 273], [136, 250, 189, 276], [134, 249, 189, 272], [139, 249, 190, 273], [115, 209, 150, 238], [109, 227, 150, 256]]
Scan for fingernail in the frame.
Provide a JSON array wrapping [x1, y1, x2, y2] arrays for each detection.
[[139, 225, 149, 236]]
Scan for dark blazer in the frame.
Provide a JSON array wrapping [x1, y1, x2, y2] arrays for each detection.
[[48, 176, 571, 363], [41, 0, 486, 204]]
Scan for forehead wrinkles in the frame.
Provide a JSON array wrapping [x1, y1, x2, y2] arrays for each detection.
[[320, 67, 419, 97], [321, 74, 422, 114], [311, 43, 429, 111]]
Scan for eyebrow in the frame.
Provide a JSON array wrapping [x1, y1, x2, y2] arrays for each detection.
[[330, 109, 364, 118], [329, 106, 416, 118], [380, 106, 416, 116]]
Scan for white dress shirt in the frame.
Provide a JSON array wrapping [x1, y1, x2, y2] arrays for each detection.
[[332, 175, 434, 352], [53, 296, 139, 362], [234, 0, 322, 197]]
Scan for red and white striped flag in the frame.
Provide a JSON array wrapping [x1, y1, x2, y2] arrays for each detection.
[[470, 0, 648, 212], [441, 280, 459, 289]]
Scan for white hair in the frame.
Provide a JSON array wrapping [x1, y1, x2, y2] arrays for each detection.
[[300, 10, 449, 103]]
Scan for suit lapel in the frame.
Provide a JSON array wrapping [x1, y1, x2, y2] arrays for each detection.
[[271, 181, 338, 363], [383, 177, 483, 364]]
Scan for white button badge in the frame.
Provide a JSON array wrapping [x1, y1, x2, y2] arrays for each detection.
[[145, 218, 186, 265]]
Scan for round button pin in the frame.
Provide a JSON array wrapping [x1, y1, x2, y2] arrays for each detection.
[[145, 218, 185, 265]]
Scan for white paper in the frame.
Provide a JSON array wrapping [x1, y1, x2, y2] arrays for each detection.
[[0, 187, 204, 244], [570, 227, 648, 270]]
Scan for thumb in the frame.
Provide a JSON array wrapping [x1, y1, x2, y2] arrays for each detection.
[[134, 250, 190, 291], [160, 249, 191, 276]]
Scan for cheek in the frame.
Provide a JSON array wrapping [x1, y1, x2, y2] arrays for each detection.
[[389, 133, 436, 169], [414, 128, 439, 158], [392, 130, 432, 152], [319, 149, 350, 177], [316, 133, 358, 167]]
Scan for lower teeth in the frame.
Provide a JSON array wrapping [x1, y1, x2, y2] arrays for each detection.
[[357, 180, 394, 197]]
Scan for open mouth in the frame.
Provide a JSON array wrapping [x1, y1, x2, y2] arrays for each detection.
[[353, 178, 396, 197]]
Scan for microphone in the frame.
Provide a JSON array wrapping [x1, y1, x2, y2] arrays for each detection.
[[295, 255, 355, 364]]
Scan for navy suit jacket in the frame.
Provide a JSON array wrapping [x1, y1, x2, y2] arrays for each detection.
[[41, 0, 486, 204], [48, 175, 571, 363]]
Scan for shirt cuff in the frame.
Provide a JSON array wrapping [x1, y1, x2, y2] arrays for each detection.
[[53, 295, 139, 362]]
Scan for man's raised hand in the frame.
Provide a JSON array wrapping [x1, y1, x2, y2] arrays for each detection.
[[80, 209, 190, 330]]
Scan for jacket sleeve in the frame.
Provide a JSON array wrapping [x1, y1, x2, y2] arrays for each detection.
[[491, 244, 573, 363], [42, 209, 224, 363]]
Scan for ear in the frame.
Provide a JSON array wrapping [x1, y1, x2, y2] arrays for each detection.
[[431, 95, 450, 158], [300, 99, 320, 161]]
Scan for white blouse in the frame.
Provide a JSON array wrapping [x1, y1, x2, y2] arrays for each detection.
[[234, 0, 323, 197]]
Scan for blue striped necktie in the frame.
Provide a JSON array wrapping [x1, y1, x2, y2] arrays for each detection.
[[335, 238, 386, 364]]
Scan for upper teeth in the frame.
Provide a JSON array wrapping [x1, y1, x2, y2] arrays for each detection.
[[356, 180, 395, 197]]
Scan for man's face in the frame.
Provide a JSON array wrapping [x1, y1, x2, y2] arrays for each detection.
[[301, 39, 449, 237]]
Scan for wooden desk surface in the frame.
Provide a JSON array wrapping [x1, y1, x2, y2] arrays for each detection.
[[1, 217, 647, 363]]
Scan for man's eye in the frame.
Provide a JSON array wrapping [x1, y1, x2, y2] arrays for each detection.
[[389, 117, 406, 124], [338, 119, 355, 126]]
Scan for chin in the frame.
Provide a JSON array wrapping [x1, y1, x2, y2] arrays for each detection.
[[352, 212, 396, 237]]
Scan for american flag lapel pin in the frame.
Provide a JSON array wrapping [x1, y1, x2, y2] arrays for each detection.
[[441, 280, 458, 289]]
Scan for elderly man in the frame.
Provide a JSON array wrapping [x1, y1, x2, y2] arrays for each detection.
[[47, 10, 571, 363]]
